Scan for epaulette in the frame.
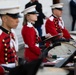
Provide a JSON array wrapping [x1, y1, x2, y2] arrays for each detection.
[[0, 29, 2, 35], [49, 16, 54, 21]]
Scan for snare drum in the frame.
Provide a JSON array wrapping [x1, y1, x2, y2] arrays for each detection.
[[37, 67, 69, 75], [48, 42, 76, 57]]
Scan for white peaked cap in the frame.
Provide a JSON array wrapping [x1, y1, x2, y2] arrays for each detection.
[[51, 3, 64, 9], [22, 5, 38, 15], [0, 0, 21, 14]]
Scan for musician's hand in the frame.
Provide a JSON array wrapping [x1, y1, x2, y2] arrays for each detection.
[[45, 33, 52, 38], [59, 33, 63, 36], [70, 37, 74, 41], [47, 53, 52, 58], [5, 70, 9, 73], [15, 60, 18, 66]]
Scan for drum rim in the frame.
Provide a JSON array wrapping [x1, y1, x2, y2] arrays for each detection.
[[62, 42, 76, 48]]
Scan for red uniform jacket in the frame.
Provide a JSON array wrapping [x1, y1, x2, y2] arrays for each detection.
[[0, 26, 18, 74], [0, 66, 4, 75], [21, 23, 41, 62], [45, 15, 71, 40]]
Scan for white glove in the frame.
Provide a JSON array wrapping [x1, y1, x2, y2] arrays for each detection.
[[45, 33, 52, 38]]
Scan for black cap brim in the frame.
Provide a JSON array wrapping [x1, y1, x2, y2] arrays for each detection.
[[54, 8, 63, 10], [6, 13, 22, 18], [27, 11, 39, 14]]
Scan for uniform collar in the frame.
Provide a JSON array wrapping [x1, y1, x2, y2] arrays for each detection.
[[0, 26, 11, 34], [52, 14, 59, 18], [27, 22, 33, 27]]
